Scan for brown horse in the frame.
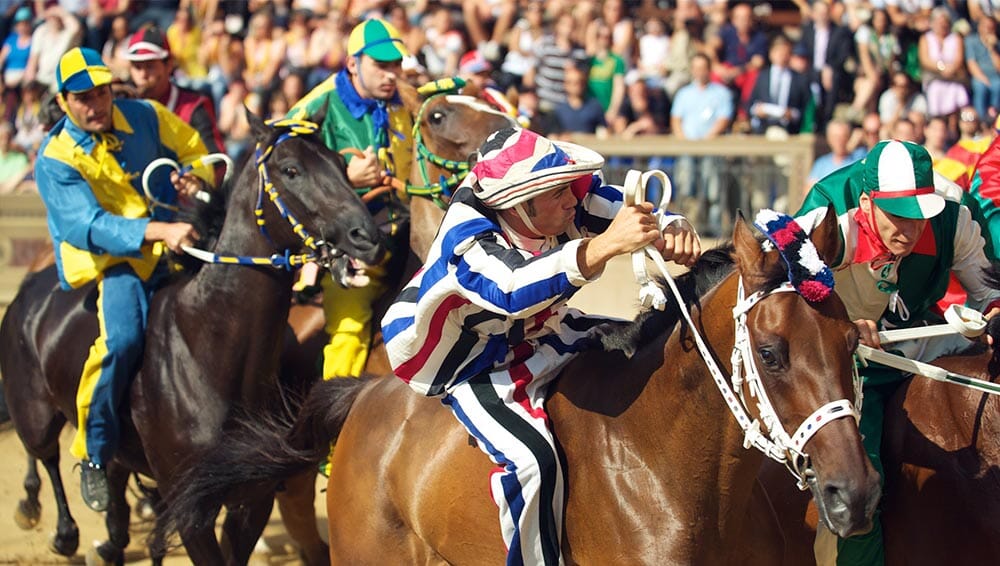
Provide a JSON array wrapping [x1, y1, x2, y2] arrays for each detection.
[[270, 81, 517, 564], [157, 210, 881, 564], [762, 327, 1000, 565], [0, 112, 383, 565]]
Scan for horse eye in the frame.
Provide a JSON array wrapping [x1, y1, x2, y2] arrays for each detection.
[[281, 165, 301, 178], [757, 347, 780, 368], [429, 111, 445, 124]]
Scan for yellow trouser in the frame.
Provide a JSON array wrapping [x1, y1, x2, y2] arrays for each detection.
[[320, 260, 388, 380]]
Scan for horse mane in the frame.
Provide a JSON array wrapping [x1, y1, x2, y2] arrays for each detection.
[[599, 239, 793, 355], [166, 156, 241, 276]]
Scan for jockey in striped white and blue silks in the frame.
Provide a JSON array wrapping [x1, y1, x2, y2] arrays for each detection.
[[382, 127, 696, 565]]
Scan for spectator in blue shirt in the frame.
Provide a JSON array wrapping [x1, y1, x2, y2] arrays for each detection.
[[965, 15, 1000, 122], [671, 52, 733, 236], [552, 62, 607, 137], [807, 119, 868, 191]]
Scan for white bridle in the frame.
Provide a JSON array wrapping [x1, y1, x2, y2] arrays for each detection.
[[623, 170, 861, 489]]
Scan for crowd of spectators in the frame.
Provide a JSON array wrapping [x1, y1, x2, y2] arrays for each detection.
[[1, 0, 1000, 232]]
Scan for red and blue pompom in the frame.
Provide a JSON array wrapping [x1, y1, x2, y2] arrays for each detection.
[[754, 210, 835, 303]]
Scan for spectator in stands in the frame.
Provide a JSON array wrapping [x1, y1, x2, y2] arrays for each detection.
[[919, 7, 970, 131], [636, 17, 670, 92], [620, 78, 663, 138], [965, 13, 1000, 122], [280, 72, 306, 113], [102, 15, 132, 82], [305, 10, 347, 90], [167, 6, 208, 88], [939, 105, 994, 187], [0, 6, 33, 92], [662, 1, 705, 100], [588, 20, 627, 134], [807, 119, 867, 189], [24, 3, 82, 92], [879, 70, 929, 134], [710, 2, 768, 119], [855, 111, 884, 153], [129, 0, 178, 33], [12, 80, 44, 154], [125, 27, 225, 156], [201, 22, 244, 106], [243, 10, 286, 96], [462, 0, 517, 61], [671, 52, 733, 236], [0, 121, 30, 194], [421, 4, 466, 79], [586, 0, 635, 64], [748, 34, 811, 135], [457, 49, 495, 91], [217, 77, 252, 161], [499, 0, 543, 91], [891, 116, 919, 142], [924, 115, 951, 163], [85, 0, 129, 52], [796, 0, 856, 128], [854, 8, 900, 117], [527, 11, 588, 124], [552, 61, 606, 137], [282, 9, 313, 80]]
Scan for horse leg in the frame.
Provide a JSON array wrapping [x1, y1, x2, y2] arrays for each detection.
[[87, 461, 131, 566], [14, 456, 41, 529], [276, 470, 329, 566], [220, 493, 277, 565], [37, 453, 81, 557]]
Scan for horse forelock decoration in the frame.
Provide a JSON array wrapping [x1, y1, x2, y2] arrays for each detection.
[[156, 205, 881, 565]]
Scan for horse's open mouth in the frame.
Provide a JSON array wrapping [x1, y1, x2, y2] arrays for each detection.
[[319, 246, 371, 289]]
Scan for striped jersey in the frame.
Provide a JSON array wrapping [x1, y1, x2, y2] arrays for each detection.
[[381, 177, 625, 396]]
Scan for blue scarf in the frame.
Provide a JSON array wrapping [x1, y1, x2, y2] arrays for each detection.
[[335, 68, 401, 152]]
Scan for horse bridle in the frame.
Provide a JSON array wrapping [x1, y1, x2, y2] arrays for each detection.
[[406, 92, 472, 208], [145, 118, 343, 271], [624, 172, 862, 490]]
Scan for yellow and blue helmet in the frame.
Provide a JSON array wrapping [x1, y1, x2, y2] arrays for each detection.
[[56, 47, 113, 94], [347, 18, 409, 62]]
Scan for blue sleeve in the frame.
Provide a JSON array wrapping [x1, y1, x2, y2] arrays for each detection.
[[36, 155, 149, 257]]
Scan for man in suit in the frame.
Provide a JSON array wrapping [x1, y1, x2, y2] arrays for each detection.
[[748, 34, 811, 134], [795, 0, 856, 128]]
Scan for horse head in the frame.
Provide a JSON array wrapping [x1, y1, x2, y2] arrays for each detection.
[[726, 208, 880, 539], [244, 108, 384, 285]]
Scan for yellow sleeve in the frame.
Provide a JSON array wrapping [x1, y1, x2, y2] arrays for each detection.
[[148, 99, 213, 184]]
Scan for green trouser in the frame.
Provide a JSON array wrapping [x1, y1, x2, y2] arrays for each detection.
[[836, 365, 906, 566]]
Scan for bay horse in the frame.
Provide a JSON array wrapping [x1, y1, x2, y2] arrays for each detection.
[[158, 210, 881, 564], [761, 316, 1000, 565], [270, 79, 518, 564], [0, 111, 383, 565]]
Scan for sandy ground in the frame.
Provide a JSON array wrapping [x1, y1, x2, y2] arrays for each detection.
[[0, 253, 686, 564]]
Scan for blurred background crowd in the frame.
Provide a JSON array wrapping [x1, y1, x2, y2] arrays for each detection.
[[1, 0, 999, 232]]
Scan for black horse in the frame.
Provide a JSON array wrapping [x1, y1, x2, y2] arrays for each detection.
[[0, 110, 383, 565]]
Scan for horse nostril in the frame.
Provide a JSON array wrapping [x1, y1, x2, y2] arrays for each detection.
[[348, 226, 375, 249]]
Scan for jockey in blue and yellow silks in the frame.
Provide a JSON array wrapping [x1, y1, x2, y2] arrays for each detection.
[[34, 47, 211, 513], [286, 18, 413, 384]]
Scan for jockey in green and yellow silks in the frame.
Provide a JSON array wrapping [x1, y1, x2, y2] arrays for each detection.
[[286, 18, 414, 382], [35, 48, 211, 512]]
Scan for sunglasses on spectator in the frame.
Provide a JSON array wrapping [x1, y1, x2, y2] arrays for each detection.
[[961, 111, 979, 122]]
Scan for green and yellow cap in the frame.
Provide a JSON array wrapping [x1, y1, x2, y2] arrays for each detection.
[[56, 47, 113, 93], [347, 18, 409, 62], [862, 140, 945, 220]]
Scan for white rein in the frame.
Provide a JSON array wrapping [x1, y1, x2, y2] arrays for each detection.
[[623, 171, 860, 489]]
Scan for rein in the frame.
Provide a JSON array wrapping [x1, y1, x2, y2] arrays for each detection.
[[407, 92, 470, 208], [623, 172, 861, 490], [142, 153, 235, 212], [147, 118, 337, 271]]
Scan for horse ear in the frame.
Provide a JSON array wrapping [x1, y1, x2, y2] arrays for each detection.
[[462, 80, 481, 99], [732, 211, 765, 278], [246, 104, 268, 142], [310, 101, 328, 129], [397, 80, 421, 115], [808, 206, 842, 267]]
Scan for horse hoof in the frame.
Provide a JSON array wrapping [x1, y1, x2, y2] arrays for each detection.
[[48, 526, 80, 557], [14, 499, 41, 529], [85, 540, 123, 566]]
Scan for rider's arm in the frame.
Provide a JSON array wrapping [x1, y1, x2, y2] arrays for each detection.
[[146, 100, 213, 186], [35, 155, 149, 257], [950, 204, 1000, 312]]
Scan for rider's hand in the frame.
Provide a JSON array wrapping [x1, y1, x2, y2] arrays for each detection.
[[854, 318, 881, 349], [171, 170, 207, 199], [346, 146, 383, 188], [146, 221, 200, 254], [984, 307, 1000, 346], [593, 202, 662, 256], [656, 219, 701, 267]]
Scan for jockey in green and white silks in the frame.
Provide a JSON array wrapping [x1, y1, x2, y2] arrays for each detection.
[[285, 18, 414, 382], [795, 140, 1000, 566]]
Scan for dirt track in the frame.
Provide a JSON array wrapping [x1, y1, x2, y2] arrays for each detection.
[[0, 255, 657, 564]]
